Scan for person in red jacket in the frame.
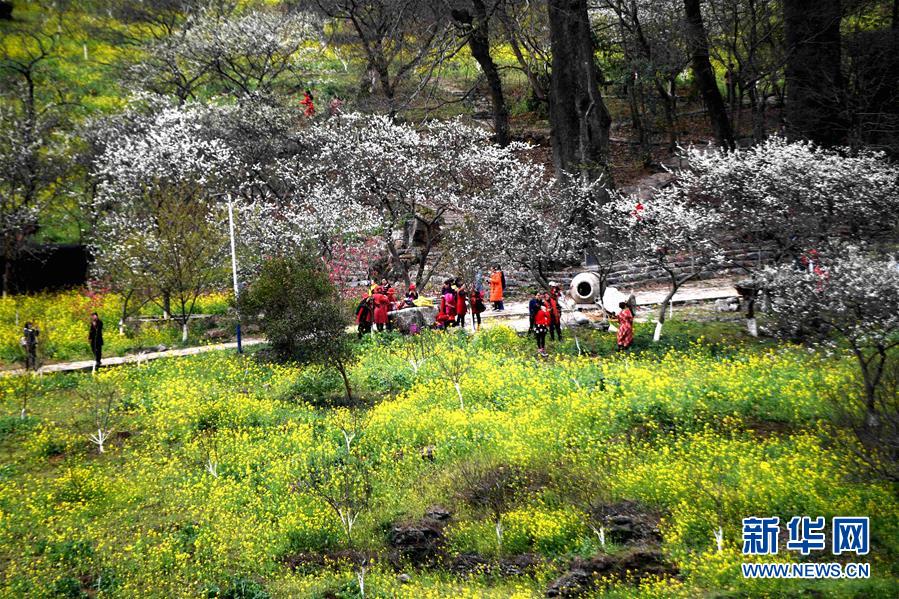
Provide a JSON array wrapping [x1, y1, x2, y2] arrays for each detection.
[[455, 282, 468, 328], [300, 89, 315, 117], [372, 287, 390, 332], [534, 296, 550, 356], [548, 282, 563, 341], [355, 292, 373, 338]]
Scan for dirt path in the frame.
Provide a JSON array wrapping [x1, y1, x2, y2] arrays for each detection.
[[1, 281, 739, 377], [1, 338, 265, 377]]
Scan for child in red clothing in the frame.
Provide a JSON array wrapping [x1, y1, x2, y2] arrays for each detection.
[[534, 296, 550, 356]]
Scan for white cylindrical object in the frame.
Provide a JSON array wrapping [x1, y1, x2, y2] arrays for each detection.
[[570, 272, 602, 304], [653, 321, 663, 342]]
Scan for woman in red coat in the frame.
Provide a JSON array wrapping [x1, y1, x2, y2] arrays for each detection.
[[373, 288, 390, 332], [616, 301, 634, 350], [548, 283, 563, 341], [300, 89, 315, 117], [455, 283, 468, 328]]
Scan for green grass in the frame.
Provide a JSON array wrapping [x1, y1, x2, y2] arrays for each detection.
[[0, 323, 895, 597]]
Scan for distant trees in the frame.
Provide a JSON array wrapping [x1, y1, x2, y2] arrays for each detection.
[[0, 28, 74, 296], [298, 0, 451, 113], [683, 0, 735, 151], [449, 0, 511, 146], [124, 8, 322, 102]]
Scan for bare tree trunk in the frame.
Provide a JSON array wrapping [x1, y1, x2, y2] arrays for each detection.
[[336, 359, 354, 404], [626, 73, 653, 166], [453, 1, 511, 146], [2, 259, 10, 298], [683, 0, 736, 151]]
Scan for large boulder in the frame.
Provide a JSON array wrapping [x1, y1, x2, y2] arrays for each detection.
[[601, 287, 631, 314], [715, 297, 740, 312], [390, 306, 437, 334], [546, 549, 676, 597]]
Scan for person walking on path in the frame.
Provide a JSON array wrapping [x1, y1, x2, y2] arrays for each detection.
[[534, 298, 550, 357], [489, 266, 505, 311], [22, 321, 39, 371], [616, 301, 634, 350], [88, 312, 104, 368], [548, 282, 563, 341]]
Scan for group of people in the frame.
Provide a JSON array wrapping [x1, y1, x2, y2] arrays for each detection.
[[353, 279, 414, 336], [353, 267, 510, 337], [527, 283, 565, 356], [352, 268, 636, 355], [299, 89, 344, 119], [19, 312, 104, 372], [435, 279, 486, 330]]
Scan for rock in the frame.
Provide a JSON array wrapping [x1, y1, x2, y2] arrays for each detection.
[[715, 298, 740, 312], [396, 573, 412, 584], [424, 505, 452, 523], [591, 321, 611, 332], [389, 306, 438, 334], [388, 518, 445, 564], [449, 553, 542, 577], [615, 549, 676, 579], [546, 557, 614, 597], [568, 312, 592, 327], [546, 550, 675, 597], [591, 500, 662, 545]]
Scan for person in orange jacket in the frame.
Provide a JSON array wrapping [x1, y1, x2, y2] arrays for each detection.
[[489, 265, 505, 311], [534, 295, 550, 356]]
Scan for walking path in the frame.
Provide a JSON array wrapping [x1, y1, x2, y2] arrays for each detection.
[[2, 281, 739, 377], [2, 338, 264, 377]]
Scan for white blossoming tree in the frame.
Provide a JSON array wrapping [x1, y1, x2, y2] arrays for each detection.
[[762, 247, 899, 425], [92, 104, 234, 341], [243, 114, 551, 290], [647, 138, 899, 335], [677, 138, 899, 266], [761, 247, 899, 481], [605, 187, 724, 341]]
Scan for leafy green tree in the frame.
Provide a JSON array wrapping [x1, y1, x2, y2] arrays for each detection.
[[239, 252, 355, 402]]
